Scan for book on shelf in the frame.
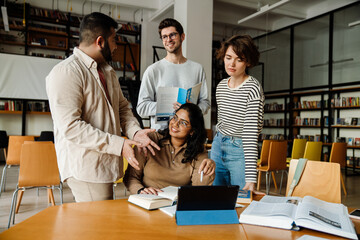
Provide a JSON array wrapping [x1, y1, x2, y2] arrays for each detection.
[[127, 186, 178, 210], [237, 190, 252, 204], [239, 195, 357, 240], [336, 137, 346, 143], [355, 138, 360, 146], [351, 118, 358, 126], [347, 138, 354, 146]]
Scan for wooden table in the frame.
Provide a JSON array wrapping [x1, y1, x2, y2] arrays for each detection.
[[0, 199, 359, 240]]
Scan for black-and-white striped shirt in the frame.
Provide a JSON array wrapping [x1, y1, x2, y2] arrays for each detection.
[[216, 76, 264, 183]]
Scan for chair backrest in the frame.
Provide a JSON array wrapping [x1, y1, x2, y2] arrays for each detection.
[[303, 141, 323, 161], [286, 159, 341, 203], [259, 140, 274, 166], [6, 136, 35, 165], [18, 141, 60, 187], [329, 142, 347, 168], [267, 141, 288, 171], [38, 131, 54, 143], [291, 139, 307, 159], [0, 130, 8, 148], [114, 157, 129, 184]]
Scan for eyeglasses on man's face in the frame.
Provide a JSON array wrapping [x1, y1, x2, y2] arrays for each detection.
[[160, 32, 178, 41], [171, 114, 190, 128]]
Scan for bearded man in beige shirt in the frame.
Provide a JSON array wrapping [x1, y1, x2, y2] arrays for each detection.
[[46, 12, 159, 202]]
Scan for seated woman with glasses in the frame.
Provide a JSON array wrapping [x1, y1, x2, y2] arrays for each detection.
[[124, 103, 215, 195]]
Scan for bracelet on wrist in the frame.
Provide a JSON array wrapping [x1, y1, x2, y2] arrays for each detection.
[[137, 187, 145, 194]]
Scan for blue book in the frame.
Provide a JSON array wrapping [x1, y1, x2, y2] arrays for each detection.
[[237, 190, 252, 204]]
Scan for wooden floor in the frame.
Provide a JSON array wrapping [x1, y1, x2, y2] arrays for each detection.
[[0, 163, 359, 233]]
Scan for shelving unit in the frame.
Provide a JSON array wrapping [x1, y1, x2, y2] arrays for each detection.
[[0, 98, 50, 135], [239, 2, 360, 171], [0, 2, 142, 135]]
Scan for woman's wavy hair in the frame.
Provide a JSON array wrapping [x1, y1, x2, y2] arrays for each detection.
[[159, 103, 207, 163], [216, 35, 259, 68]]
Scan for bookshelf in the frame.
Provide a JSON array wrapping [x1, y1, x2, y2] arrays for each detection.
[[0, 98, 50, 135], [0, 2, 142, 135], [0, 3, 141, 67]]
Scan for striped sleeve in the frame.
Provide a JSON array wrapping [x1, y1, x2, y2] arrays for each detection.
[[243, 87, 264, 183]]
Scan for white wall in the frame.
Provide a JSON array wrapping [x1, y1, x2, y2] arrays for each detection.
[[174, 0, 213, 129]]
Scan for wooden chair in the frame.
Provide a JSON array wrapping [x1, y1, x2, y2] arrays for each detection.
[[303, 141, 322, 161], [8, 141, 63, 228], [329, 142, 347, 196], [38, 131, 54, 142], [113, 157, 129, 199], [257, 141, 288, 195], [0, 130, 8, 163], [287, 138, 306, 159], [286, 159, 341, 203], [0, 135, 35, 196], [257, 140, 278, 191]]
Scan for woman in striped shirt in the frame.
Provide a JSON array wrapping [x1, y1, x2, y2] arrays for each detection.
[[210, 35, 264, 191]]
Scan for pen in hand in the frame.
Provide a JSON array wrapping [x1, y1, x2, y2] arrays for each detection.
[[200, 170, 203, 182]]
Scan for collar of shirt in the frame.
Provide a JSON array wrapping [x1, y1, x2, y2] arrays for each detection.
[[73, 47, 113, 72], [161, 137, 188, 150]]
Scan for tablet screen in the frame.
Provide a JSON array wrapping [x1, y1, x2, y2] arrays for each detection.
[[176, 185, 239, 211]]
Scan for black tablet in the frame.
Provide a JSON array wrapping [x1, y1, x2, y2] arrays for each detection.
[[176, 185, 239, 211]]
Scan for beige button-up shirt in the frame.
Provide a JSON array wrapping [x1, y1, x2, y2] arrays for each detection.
[[46, 47, 141, 183], [124, 132, 215, 194]]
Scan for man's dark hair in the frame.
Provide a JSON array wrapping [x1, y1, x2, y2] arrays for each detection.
[[79, 12, 118, 45], [158, 18, 184, 37], [216, 35, 259, 68]]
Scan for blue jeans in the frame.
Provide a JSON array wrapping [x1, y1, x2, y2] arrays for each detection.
[[210, 132, 246, 189]]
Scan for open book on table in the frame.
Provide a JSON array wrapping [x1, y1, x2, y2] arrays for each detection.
[[239, 195, 357, 240], [128, 186, 178, 210], [155, 83, 202, 122]]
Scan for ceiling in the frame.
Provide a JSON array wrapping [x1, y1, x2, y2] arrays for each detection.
[[36, 0, 357, 39]]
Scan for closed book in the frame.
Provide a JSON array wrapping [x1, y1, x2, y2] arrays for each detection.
[[237, 190, 252, 204], [128, 194, 173, 210], [128, 186, 178, 210]]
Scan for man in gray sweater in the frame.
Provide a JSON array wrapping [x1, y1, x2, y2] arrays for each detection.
[[137, 18, 210, 130]]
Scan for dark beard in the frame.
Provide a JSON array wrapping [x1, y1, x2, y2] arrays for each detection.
[[101, 39, 112, 62]]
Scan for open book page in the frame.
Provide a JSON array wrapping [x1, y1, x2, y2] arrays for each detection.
[[294, 196, 357, 239], [158, 186, 178, 201], [156, 83, 202, 118], [159, 205, 177, 217], [239, 201, 297, 229], [156, 87, 179, 116], [297, 235, 331, 240], [260, 195, 303, 205], [131, 194, 169, 200]]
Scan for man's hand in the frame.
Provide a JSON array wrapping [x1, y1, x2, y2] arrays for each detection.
[[133, 129, 160, 156], [173, 101, 181, 111], [198, 158, 215, 175], [122, 139, 142, 170]]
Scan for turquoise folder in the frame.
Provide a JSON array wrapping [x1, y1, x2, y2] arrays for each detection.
[[176, 209, 239, 225]]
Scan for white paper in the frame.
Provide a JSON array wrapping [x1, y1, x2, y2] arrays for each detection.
[[156, 83, 202, 118]]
